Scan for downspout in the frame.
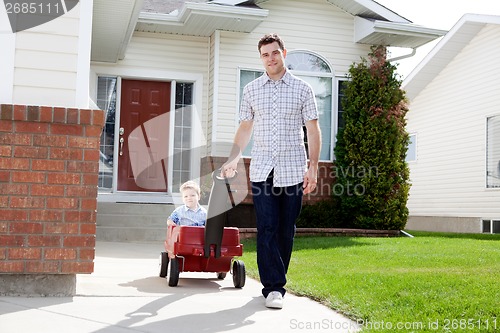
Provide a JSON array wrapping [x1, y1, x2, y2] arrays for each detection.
[[400, 230, 414, 238], [387, 47, 416, 62]]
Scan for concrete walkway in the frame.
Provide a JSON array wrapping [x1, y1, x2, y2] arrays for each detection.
[[0, 242, 360, 333]]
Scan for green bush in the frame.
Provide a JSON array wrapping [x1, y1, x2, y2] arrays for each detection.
[[296, 199, 343, 228], [333, 45, 410, 230]]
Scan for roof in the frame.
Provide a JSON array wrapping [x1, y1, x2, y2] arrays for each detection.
[[91, 0, 446, 63], [403, 14, 500, 100], [135, 2, 269, 37], [142, 0, 208, 14]]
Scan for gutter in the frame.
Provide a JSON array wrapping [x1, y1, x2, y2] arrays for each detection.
[[387, 47, 416, 62]]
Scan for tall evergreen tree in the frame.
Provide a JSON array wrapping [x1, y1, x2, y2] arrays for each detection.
[[333, 46, 410, 230]]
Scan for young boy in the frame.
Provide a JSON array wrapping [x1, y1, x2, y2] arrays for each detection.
[[167, 180, 207, 227]]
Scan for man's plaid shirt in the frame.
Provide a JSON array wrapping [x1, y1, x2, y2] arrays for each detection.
[[240, 69, 318, 187]]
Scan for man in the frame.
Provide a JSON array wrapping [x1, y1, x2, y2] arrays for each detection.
[[222, 33, 321, 309]]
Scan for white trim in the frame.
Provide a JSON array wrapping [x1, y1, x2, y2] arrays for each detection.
[[333, 77, 348, 159], [118, 0, 144, 61], [168, 81, 176, 194], [138, 2, 268, 23], [0, 7, 15, 104], [403, 14, 500, 99], [338, 0, 410, 23], [112, 77, 122, 192], [486, 114, 500, 190], [287, 49, 335, 76], [190, 80, 204, 184], [75, 1, 93, 108], [91, 64, 203, 83], [210, 31, 221, 155]]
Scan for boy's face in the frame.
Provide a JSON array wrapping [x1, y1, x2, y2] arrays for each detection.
[[181, 188, 200, 210]]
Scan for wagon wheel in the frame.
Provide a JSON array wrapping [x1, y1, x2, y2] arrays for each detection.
[[216, 272, 227, 280], [232, 260, 245, 288], [159, 252, 169, 278], [168, 257, 180, 287]]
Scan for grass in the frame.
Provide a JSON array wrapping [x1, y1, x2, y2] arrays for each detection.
[[241, 231, 500, 332]]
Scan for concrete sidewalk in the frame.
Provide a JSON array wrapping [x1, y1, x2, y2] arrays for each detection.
[[0, 242, 360, 333]]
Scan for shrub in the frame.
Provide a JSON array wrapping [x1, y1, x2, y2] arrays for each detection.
[[296, 199, 344, 228], [333, 45, 410, 230]]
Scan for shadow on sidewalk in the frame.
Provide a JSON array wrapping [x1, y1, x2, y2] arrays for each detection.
[[91, 296, 264, 333]]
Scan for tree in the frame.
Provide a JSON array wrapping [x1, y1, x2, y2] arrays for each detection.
[[333, 45, 410, 230]]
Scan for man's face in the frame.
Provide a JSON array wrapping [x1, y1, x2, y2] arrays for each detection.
[[260, 42, 287, 77]]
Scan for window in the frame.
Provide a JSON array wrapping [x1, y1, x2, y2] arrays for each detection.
[[406, 134, 417, 162], [486, 115, 500, 188], [172, 82, 194, 190], [239, 51, 334, 161], [482, 219, 500, 234], [240, 70, 263, 157], [96, 76, 117, 190], [337, 79, 347, 131]]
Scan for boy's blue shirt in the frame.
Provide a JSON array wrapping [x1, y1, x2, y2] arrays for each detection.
[[168, 204, 207, 226]]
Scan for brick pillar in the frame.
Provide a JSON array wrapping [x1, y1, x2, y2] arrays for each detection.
[[0, 104, 104, 296]]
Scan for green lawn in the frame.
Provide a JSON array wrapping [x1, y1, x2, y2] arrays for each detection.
[[241, 231, 500, 332]]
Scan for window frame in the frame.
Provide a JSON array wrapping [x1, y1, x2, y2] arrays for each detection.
[[486, 114, 500, 189], [406, 133, 417, 163]]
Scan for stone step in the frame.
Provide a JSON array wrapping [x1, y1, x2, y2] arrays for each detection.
[[97, 202, 176, 216], [96, 202, 175, 242], [96, 226, 167, 242]]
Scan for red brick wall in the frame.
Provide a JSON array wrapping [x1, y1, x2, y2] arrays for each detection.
[[200, 156, 335, 205], [0, 104, 104, 275]]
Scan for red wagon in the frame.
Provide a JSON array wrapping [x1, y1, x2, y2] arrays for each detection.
[[159, 171, 246, 288]]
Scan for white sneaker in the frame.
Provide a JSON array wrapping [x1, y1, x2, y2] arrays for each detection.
[[265, 291, 283, 309]]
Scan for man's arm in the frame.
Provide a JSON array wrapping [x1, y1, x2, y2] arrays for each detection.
[[221, 120, 254, 177], [303, 119, 321, 194]]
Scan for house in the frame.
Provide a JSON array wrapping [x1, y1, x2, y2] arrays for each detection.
[[403, 14, 500, 234], [0, 0, 446, 239], [89, 0, 445, 203]]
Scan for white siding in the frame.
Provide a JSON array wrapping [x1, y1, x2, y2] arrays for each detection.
[[91, 32, 210, 146], [406, 24, 500, 220], [212, 0, 371, 154], [12, 7, 82, 107]]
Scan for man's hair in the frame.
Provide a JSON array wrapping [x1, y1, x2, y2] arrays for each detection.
[[258, 33, 285, 53], [180, 180, 201, 196]]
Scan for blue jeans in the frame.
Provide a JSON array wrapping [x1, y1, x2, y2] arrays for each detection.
[[251, 171, 303, 297]]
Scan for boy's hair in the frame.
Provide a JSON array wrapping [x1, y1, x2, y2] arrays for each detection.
[[179, 180, 201, 196], [258, 33, 285, 53]]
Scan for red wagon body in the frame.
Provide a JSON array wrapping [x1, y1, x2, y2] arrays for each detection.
[[159, 172, 246, 288]]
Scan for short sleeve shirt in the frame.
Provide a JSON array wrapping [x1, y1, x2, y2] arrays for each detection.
[[168, 204, 207, 226], [239, 69, 318, 187]]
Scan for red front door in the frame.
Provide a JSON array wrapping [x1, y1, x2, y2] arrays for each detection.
[[118, 79, 171, 192]]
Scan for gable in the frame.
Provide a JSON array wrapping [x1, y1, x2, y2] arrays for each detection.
[[91, 0, 446, 63], [403, 14, 500, 100]]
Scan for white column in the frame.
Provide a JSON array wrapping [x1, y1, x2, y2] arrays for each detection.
[[75, 0, 93, 108], [0, 6, 15, 104]]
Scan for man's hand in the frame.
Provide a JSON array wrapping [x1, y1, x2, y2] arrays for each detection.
[[221, 159, 238, 178], [303, 166, 318, 195]]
